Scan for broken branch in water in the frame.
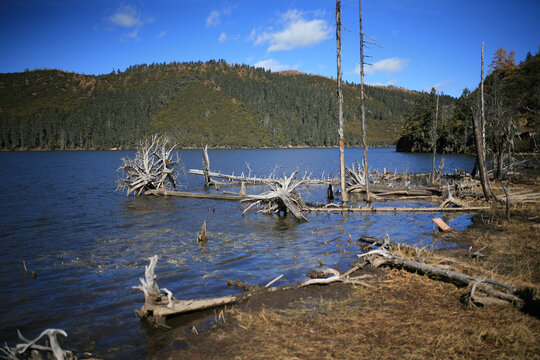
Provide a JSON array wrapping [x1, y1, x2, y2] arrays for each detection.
[[0, 329, 73, 360]]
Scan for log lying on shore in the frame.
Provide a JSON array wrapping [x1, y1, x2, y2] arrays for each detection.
[[358, 237, 522, 306], [134, 256, 370, 327]]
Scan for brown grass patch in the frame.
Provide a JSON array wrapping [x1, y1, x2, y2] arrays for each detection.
[[168, 270, 539, 359], [154, 198, 540, 360]]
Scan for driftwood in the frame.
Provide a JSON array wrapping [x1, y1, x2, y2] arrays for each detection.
[[358, 237, 521, 306], [134, 256, 370, 327], [240, 170, 308, 221], [189, 169, 336, 186], [0, 329, 73, 360], [146, 189, 247, 201], [308, 205, 489, 213], [117, 134, 182, 196], [349, 183, 441, 197]]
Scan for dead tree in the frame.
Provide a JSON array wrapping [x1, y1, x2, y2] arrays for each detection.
[[336, 0, 348, 205], [202, 145, 212, 186], [0, 329, 73, 360], [431, 92, 439, 184], [472, 43, 493, 201], [241, 170, 307, 221], [117, 134, 183, 196], [359, 0, 370, 201]]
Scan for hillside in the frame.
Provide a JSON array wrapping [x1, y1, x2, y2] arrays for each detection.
[[0, 60, 427, 150], [396, 50, 539, 154]]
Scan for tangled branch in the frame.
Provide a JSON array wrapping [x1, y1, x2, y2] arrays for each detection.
[[117, 134, 183, 196]]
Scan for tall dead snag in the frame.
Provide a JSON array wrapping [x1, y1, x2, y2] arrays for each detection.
[[472, 43, 492, 201], [117, 134, 182, 196], [431, 92, 439, 184], [359, 0, 370, 202], [336, 0, 348, 206]]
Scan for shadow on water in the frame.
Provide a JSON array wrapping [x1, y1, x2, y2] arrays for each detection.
[[0, 149, 475, 359]]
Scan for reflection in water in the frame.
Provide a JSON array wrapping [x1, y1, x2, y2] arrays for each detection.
[[0, 149, 475, 359]]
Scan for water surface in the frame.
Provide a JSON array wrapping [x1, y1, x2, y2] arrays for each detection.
[[0, 148, 474, 359]]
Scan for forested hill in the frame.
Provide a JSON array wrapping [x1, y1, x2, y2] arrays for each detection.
[[0, 60, 428, 150], [396, 50, 539, 154]]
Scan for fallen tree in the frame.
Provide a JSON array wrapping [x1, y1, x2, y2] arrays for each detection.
[[117, 134, 182, 196], [133, 255, 371, 327], [0, 329, 74, 360], [358, 236, 523, 307]]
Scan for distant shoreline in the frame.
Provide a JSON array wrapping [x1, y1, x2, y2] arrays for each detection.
[[1, 144, 397, 152]]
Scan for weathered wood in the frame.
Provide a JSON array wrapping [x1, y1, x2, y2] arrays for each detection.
[[117, 134, 181, 196], [189, 169, 337, 185], [202, 145, 212, 186], [336, 0, 348, 205], [1, 329, 72, 360], [349, 183, 441, 196], [363, 249, 520, 304], [308, 206, 489, 213], [241, 170, 308, 221], [135, 256, 369, 325], [146, 189, 248, 201], [359, 0, 370, 201]]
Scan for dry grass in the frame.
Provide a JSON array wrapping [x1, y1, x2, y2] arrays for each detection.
[[161, 199, 540, 360], [171, 270, 539, 359]]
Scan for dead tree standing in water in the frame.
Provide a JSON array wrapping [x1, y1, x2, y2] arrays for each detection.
[[359, 0, 371, 201], [336, 0, 348, 206]]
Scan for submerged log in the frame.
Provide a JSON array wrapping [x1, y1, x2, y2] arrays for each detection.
[[146, 189, 248, 201]]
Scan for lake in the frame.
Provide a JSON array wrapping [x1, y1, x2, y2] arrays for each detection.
[[0, 147, 474, 359]]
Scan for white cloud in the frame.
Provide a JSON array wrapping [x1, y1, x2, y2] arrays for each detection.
[[107, 5, 153, 41], [219, 32, 227, 42], [253, 59, 292, 72], [423, 79, 453, 92], [206, 6, 233, 27], [206, 10, 220, 27], [368, 80, 397, 87], [156, 31, 166, 39], [356, 57, 410, 76], [252, 10, 331, 52], [247, 29, 256, 41]]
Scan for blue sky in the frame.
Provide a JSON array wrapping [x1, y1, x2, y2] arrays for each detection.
[[0, 0, 538, 97]]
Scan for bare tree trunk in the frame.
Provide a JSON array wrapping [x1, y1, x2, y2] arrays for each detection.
[[202, 144, 211, 186], [336, 0, 348, 205], [359, 0, 370, 202], [481, 43, 486, 158], [473, 43, 492, 201], [431, 93, 439, 183]]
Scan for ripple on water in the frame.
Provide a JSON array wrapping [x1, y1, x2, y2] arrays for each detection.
[[0, 149, 474, 359]]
